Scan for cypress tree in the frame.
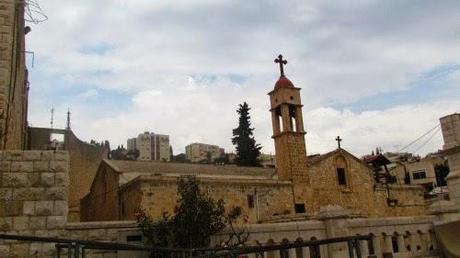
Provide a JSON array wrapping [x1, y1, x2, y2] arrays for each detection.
[[232, 102, 262, 166]]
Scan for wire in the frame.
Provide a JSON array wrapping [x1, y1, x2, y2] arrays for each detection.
[[397, 124, 440, 152], [411, 127, 441, 154]]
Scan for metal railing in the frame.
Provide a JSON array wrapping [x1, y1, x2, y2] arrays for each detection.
[[0, 233, 375, 258]]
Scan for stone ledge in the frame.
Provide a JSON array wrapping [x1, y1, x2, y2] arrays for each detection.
[[65, 220, 137, 230]]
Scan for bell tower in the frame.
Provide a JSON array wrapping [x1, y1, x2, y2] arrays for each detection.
[[268, 54, 308, 181]]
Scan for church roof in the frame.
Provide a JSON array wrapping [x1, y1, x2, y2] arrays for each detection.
[[274, 76, 295, 90], [307, 148, 369, 167], [103, 160, 276, 185]]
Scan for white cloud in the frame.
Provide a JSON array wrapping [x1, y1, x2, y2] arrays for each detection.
[[26, 0, 460, 157]]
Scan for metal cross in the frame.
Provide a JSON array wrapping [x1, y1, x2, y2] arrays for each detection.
[[336, 136, 342, 149], [274, 54, 288, 77]]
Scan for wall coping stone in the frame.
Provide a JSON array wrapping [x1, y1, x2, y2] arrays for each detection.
[[317, 205, 350, 220], [65, 220, 137, 230]]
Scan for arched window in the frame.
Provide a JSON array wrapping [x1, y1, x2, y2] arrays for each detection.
[[335, 156, 349, 187]]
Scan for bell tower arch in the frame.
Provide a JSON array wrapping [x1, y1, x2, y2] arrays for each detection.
[[268, 55, 308, 181]]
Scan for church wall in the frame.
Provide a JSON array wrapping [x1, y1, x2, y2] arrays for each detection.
[[373, 185, 426, 217], [294, 151, 426, 217], [120, 177, 294, 223], [119, 180, 143, 220], [296, 151, 377, 217]]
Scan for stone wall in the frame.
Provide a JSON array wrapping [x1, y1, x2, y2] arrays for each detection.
[[28, 127, 108, 221], [0, 0, 28, 150], [296, 150, 426, 218], [132, 176, 294, 223], [0, 150, 69, 257], [0, 150, 140, 257], [81, 159, 294, 223], [212, 208, 437, 258], [80, 161, 119, 221]]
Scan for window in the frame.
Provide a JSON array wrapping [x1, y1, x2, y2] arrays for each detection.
[[412, 170, 427, 180], [295, 203, 306, 214], [247, 195, 254, 208], [337, 168, 347, 185]]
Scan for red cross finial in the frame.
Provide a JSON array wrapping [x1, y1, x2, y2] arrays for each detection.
[[274, 54, 288, 77]]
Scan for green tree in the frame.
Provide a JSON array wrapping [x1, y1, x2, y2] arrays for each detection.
[[232, 102, 262, 166], [137, 177, 246, 248]]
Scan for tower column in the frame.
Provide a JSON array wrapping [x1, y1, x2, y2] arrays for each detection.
[[281, 105, 292, 132], [295, 106, 304, 132], [272, 111, 281, 135], [269, 54, 307, 182]]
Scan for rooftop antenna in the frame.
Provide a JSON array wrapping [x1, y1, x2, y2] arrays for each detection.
[[66, 108, 71, 130], [50, 107, 54, 129]]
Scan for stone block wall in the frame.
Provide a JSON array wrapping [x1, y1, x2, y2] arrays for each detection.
[[0, 150, 69, 257], [116, 176, 294, 224], [28, 127, 109, 221], [440, 113, 460, 150], [0, 0, 28, 150]]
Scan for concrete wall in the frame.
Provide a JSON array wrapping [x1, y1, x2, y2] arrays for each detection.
[[0, 0, 28, 150]]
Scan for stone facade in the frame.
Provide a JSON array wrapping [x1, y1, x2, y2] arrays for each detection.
[[0, 150, 141, 258], [0, 0, 28, 150], [80, 160, 292, 222], [440, 113, 460, 210], [28, 127, 108, 221], [294, 149, 426, 217], [269, 82, 308, 182], [440, 113, 460, 150]]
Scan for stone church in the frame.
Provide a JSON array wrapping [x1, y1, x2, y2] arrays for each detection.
[[81, 55, 426, 223]]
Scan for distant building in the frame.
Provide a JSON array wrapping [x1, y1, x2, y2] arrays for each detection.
[[364, 151, 447, 196], [128, 132, 171, 161], [259, 153, 276, 168], [185, 143, 224, 163], [127, 138, 136, 151], [402, 154, 446, 192]]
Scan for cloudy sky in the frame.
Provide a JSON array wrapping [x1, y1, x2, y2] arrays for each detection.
[[26, 0, 460, 157]]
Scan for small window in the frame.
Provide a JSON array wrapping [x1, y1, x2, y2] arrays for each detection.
[[247, 195, 254, 208], [412, 170, 427, 180], [337, 168, 347, 185], [295, 203, 306, 214], [290, 96, 294, 100]]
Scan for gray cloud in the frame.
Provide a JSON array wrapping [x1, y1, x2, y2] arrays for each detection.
[[26, 0, 460, 156]]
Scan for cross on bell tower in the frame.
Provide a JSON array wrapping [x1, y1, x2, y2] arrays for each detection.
[[274, 54, 288, 77], [268, 54, 307, 181]]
